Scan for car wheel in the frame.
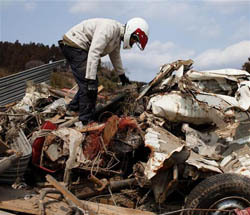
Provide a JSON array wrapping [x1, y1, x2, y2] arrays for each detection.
[[184, 173, 250, 215]]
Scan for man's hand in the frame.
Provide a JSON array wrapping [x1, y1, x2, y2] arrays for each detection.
[[119, 74, 131, 86], [86, 79, 97, 98]]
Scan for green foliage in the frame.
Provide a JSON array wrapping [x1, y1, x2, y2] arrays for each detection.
[[0, 41, 63, 74]]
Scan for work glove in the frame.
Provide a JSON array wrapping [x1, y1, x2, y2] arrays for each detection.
[[86, 79, 98, 98], [119, 74, 131, 86]]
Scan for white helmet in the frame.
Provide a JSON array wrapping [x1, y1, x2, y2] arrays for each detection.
[[123, 17, 149, 51]]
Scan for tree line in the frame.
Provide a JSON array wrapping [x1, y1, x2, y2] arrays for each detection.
[[0, 40, 63, 75]]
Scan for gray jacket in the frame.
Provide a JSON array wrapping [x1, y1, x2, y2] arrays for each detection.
[[64, 18, 125, 80]]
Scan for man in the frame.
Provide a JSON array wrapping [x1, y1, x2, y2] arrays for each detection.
[[58, 17, 149, 125]]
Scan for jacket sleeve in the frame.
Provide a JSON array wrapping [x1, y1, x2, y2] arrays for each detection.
[[85, 27, 109, 80], [109, 46, 125, 76]]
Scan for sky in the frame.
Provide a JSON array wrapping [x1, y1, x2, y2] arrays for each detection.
[[1, 0, 250, 82]]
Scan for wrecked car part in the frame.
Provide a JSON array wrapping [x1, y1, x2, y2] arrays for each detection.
[[185, 150, 222, 174], [144, 126, 187, 179], [182, 123, 223, 160], [136, 59, 193, 100], [0, 129, 31, 184], [236, 81, 250, 111], [184, 173, 250, 215], [186, 69, 250, 96], [135, 63, 172, 101], [220, 142, 250, 177], [147, 91, 227, 127], [146, 65, 250, 128], [187, 68, 250, 83]]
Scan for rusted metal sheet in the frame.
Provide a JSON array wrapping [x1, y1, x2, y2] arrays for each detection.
[[0, 129, 31, 184]]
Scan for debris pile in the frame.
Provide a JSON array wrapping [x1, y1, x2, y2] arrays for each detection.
[[1, 59, 250, 214]]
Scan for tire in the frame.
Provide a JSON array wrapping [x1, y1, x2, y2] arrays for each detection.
[[184, 173, 250, 215]]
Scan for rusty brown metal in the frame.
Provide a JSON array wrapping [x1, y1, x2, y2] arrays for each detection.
[[88, 174, 109, 192]]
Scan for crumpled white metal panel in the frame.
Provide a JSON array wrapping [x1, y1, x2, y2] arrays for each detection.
[[147, 92, 214, 125], [187, 69, 250, 82], [144, 126, 185, 179]]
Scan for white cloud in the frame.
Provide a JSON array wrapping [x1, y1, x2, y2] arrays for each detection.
[[194, 40, 250, 70]]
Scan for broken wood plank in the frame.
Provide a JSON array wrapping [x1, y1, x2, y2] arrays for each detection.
[[0, 185, 69, 215], [0, 200, 38, 215], [0, 196, 69, 215], [46, 174, 156, 215]]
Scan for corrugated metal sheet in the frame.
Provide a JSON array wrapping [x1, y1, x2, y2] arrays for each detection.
[[0, 59, 66, 106], [0, 129, 32, 184]]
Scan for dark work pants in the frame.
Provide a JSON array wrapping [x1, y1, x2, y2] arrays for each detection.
[[58, 41, 98, 122]]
